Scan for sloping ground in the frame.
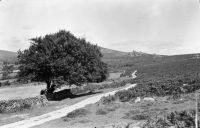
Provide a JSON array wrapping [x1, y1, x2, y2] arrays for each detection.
[[32, 92, 197, 128], [0, 83, 136, 128], [0, 50, 17, 63]]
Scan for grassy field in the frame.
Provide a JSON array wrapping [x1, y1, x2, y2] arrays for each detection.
[[0, 84, 46, 100]]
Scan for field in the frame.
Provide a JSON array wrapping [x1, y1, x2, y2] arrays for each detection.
[[0, 84, 46, 100]]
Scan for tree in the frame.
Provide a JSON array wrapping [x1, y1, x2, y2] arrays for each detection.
[[18, 30, 108, 93], [2, 62, 14, 80]]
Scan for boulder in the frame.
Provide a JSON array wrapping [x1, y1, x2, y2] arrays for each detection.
[[128, 121, 145, 128], [143, 97, 155, 102], [135, 97, 141, 103], [114, 122, 128, 128]]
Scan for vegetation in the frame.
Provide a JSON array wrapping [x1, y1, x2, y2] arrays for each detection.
[[1, 62, 15, 80], [71, 77, 135, 94], [100, 56, 200, 103], [143, 110, 198, 128], [62, 108, 90, 121], [0, 96, 47, 113], [18, 30, 108, 93]]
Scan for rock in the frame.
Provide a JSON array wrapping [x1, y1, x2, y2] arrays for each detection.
[[97, 124, 115, 128], [135, 97, 141, 103], [128, 121, 144, 128], [143, 97, 155, 102], [114, 122, 128, 128]]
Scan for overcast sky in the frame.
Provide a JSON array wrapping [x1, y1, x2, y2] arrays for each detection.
[[0, 0, 200, 55]]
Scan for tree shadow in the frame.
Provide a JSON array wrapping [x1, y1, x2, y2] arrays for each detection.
[[46, 89, 102, 101]]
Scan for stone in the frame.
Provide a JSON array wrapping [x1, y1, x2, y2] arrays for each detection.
[[143, 97, 155, 102], [135, 97, 141, 103], [114, 122, 128, 128]]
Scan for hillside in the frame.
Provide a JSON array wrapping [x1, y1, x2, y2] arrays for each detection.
[[0, 48, 200, 72], [0, 50, 17, 63]]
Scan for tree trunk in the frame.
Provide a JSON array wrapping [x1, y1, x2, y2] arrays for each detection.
[[46, 80, 51, 93]]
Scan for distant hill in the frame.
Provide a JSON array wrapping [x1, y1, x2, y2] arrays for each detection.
[[0, 50, 17, 63], [100, 47, 163, 58], [0, 48, 200, 72]]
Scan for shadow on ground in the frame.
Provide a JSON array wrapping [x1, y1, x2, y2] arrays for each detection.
[[46, 89, 102, 101]]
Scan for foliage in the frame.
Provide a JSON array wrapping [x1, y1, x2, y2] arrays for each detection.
[[1, 62, 14, 80], [18, 30, 108, 93], [63, 108, 90, 121], [96, 108, 108, 115], [143, 110, 198, 128], [100, 95, 117, 105], [99, 58, 200, 103], [71, 77, 135, 94]]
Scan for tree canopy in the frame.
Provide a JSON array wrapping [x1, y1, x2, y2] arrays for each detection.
[[18, 30, 108, 93]]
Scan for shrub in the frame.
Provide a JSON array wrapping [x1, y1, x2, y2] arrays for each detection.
[[96, 106, 117, 115], [96, 109, 108, 115], [63, 108, 90, 119], [142, 110, 198, 128], [40, 89, 47, 95], [100, 95, 116, 105], [115, 90, 135, 102]]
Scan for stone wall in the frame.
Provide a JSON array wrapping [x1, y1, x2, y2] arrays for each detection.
[[0, 95, 48, 113]]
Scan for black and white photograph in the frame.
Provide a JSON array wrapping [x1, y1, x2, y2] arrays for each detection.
[[0, 0, 200, 127]]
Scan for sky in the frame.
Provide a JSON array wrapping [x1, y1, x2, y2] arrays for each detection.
[[0, 0, 200, 55]]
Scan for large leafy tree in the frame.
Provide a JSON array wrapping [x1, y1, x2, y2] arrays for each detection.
[[18, 30, 108, 93]]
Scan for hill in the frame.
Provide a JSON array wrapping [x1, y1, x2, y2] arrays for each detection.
[[0, 48, 200, 73], [0, 50, 17, 63]]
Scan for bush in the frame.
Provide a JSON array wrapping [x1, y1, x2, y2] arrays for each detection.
[[64, 108, 90, 119], [96, 109, 108, 115], [96, 106, 117, 115], [72, 77, 135, 95], [100, 95, 116, 104], [142, 110, 198, 128], [40, 89, 47, 95]]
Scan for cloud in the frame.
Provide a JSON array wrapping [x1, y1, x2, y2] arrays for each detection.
[[0, 0, 199, 55]]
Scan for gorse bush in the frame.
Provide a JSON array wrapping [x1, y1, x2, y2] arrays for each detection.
[[62, 108, 90, 121], [143, 110, 199, 128], [109, 75, 200, 102], [100, 95, 116, 105]]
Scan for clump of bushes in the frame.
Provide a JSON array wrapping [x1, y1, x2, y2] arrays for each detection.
[[142, 110, 198, 128], [62, 108, 90, 121], [100, 95, 117, 105], [100, 76, 200, 103], [96, 108, 108, 115], [96, 105, 118, 115]]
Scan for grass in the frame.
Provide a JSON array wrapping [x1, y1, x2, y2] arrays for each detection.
[[62, 108, 90, 121], [142, 110, 198, 128], [96, 105, 118, 115]]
